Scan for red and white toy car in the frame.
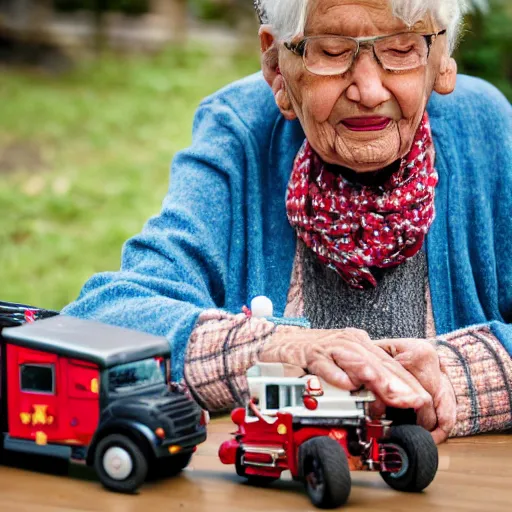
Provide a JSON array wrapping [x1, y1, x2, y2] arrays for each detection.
[[219, 362, 438, 509]]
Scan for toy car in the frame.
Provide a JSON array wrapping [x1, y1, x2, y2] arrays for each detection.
[[0, 301, 208, 493], [219, 362, 438, 509]]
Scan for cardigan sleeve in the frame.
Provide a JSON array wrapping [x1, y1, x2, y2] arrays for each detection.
[[61, 99, 244, 381]]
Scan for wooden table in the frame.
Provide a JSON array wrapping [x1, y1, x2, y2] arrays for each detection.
[[0, 418, 511, 512]]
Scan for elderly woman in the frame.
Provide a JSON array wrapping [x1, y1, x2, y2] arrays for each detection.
[[63, 0, 512, 444]]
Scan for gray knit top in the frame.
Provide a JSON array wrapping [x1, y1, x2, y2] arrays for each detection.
[[301, 243, 428, 339]]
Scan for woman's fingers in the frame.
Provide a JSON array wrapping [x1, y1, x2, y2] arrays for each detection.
[[330, 343, 432, 411], [416, 403, 438, 432], [308, 357, 359, 390], [433, 374, 457, 437], [374, 338, 457, 442], [358, 338, 436, 395], [261, 327, 434, 416], [430, 426, 449, 445]]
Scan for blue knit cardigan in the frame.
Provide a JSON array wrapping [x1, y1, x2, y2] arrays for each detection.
[[62, 73, 512, 380]]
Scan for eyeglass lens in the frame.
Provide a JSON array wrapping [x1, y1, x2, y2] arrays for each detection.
[[304, 33, 430, 75]]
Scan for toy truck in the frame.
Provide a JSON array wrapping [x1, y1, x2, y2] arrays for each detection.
[[0, 301, 208, 493], [219, 362, 438, 509]]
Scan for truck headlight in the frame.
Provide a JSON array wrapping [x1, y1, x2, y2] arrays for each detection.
[[155, 427, 166, 439]]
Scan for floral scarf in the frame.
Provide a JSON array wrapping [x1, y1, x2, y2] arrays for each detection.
[[286, 113, 438, 289]]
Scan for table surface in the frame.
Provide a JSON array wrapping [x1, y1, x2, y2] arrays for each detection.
[[0, 418, 511, 512]]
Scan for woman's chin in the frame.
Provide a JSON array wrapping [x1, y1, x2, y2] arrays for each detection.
[[329, 147, 401, 173], [329, 130, 403, 173]]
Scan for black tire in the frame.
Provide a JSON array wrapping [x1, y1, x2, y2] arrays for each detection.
[[380, 425, 438, 492], [235, 448, 279, 486], [299, 437, 351, 509], [151, 452, 193, 479], [94, 434, 148, 493]]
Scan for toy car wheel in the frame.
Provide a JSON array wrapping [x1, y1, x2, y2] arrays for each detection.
[[299, 437, 351, 509], [94, 434, 148, 493], [380, 424, 438, 492], [235, 448, 279, 486]]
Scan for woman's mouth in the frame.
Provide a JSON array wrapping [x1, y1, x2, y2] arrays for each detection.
[[341, 117, 392, 132]]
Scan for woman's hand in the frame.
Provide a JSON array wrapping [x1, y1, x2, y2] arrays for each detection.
[[258, 326, 433, 413], [374, 338, 457, 444]]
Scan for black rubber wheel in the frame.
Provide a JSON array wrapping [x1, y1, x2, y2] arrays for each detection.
[[235, 448, 279, 486], [299, 437, 351, 509], [152, 452, 193, 479], [380, 425, 438, 492], [94, 434, 148, 493]]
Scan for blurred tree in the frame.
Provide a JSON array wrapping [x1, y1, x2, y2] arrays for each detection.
[[92, 0, 107, 54], [0, 0, 53, 34], [0, 0, 72, 71], [189, 0, 255, 26], [150, 0, 188, 42], [53, 0, 188, 44], [455, 0, 512, 100]]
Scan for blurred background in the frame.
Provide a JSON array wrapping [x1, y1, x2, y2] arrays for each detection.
[[0, 0, 511, 310]]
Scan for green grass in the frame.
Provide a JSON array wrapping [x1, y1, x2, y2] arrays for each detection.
[[0, 45, 260, 309]]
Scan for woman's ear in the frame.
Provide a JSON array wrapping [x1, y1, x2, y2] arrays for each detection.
[[274, 76, 297, 121], [434, 56, 457, 95], [259, 25, 278, 87], [259, 25, 297, 121]]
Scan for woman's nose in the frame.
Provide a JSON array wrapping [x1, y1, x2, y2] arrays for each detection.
[[345, 51, 392, 109]]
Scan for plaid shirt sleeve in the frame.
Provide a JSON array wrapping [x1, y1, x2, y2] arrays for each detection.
[[436, 325, 512, 437], [183, 309, 278, 412]]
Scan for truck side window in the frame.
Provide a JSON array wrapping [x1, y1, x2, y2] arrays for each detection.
[[20, 364, 54, 394], [266, 385, 280, 410], [294, 385, 305, 405], [108, 359, 166, 394], [281, 385, 292, 407]]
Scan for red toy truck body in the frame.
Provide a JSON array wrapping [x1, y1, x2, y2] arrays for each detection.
[[6, 344, 101, 446], [0, 304, 207, 493], [219, 363, 438, 509]]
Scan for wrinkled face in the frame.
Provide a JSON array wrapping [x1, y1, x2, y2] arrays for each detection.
[[277, 0, 450, 172]]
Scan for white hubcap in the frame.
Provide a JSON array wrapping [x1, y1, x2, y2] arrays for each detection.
[[103, 446, 133, 480]]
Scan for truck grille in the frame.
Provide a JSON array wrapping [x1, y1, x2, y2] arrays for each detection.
[[158, 395, 201, 438]]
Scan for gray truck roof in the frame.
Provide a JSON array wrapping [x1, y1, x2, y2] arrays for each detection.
[[1, 315, 170, 368]]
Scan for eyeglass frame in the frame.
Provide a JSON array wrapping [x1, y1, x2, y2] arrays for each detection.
[[283, 30, 447, 75]]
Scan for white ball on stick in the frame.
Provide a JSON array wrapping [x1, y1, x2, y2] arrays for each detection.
[[250, 296, 274, 318]]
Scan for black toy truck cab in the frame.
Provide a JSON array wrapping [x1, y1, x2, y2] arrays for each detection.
[[0, 303, 207, 493]]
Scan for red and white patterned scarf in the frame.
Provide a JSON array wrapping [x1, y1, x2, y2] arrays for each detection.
[[286, 113, 438, 289]]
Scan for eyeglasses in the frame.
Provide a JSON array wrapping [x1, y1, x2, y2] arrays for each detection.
[[284, 30, 447, 76]]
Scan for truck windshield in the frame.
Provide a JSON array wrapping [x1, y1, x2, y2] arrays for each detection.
[[108, 358, 166, 394]]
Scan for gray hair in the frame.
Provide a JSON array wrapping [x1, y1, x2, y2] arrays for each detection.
[[255, 0, 488, 53]]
